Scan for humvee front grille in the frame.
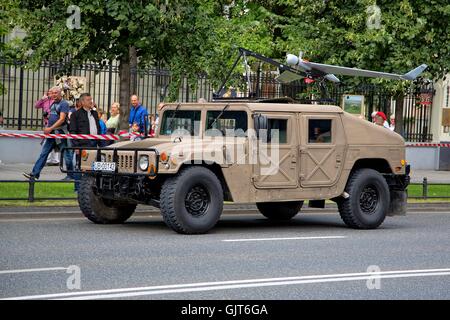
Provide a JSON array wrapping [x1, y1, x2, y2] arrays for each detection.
[[106, 153, 134, 171], [119, 155, 134, 170]]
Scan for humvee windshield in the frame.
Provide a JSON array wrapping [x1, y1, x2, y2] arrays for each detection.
[[160, 110, 201, 136]]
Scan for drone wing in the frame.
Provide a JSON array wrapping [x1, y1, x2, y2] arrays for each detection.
[[306, 62, 428, 81]]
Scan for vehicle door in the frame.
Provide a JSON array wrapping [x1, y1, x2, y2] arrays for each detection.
[[253, 113, 298, 189], [299, 114, 346, 187]]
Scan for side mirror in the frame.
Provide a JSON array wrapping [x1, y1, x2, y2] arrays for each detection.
[[253, 114, 270, 142]]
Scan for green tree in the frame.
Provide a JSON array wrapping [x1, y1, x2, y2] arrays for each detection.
[[1, 0, 224, 128]]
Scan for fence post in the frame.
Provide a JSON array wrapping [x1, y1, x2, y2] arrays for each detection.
[[28, 179, 35, 202], [18, 65, 24, 130], [422, 177, 428, 199]]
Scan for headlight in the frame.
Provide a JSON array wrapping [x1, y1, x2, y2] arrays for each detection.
[[101, 153, 106, 162], [139, 155, 149, 171]]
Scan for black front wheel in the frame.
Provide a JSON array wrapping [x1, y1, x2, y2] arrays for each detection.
[[160, 167, 223, 234], [78, 175, 136, 224], [338, 169, 390, 229]]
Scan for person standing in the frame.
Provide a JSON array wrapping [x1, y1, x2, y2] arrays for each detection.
[[106, 102, 120, 134], [374, 111, 390, 129], [69, 93, 101, 149], [23, 87, 74, 180], [128, 95, 148, 136], [35, 89, 60, 165], [389, 114, 396, 131], [69, 93, 101, 192]]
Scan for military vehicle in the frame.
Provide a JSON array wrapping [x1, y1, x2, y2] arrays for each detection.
[[62, 48, 424, 234]]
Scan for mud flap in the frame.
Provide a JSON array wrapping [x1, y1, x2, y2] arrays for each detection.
[[387, 190, 407, 216], [309, 200, 325, 208]]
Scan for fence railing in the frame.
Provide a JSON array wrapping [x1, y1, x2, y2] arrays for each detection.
[[0, 60, 435, 142], [0, 177, 449, 203]]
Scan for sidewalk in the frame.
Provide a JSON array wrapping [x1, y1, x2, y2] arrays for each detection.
[[0, 161, 450, 183]]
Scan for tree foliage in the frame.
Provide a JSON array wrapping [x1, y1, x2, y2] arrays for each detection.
[[1, 0, 449, 99]]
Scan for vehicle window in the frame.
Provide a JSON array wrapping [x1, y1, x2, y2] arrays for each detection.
[[308, 119, 332, 143], [206, 111, 248, 137], [268, 119, 288, 143], [160, 110, 201, 136]]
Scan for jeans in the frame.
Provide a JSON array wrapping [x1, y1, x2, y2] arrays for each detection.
[[31, 138, 74, 179]]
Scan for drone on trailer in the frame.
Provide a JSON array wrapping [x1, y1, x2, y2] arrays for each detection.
[[213, 47, 428, 101]]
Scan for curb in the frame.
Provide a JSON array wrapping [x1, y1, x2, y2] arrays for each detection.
[[0, 202, 449, 220]]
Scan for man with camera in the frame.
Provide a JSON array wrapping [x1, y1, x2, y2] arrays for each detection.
[[24, 87, 74, 180], [35, 89, 60, 165]]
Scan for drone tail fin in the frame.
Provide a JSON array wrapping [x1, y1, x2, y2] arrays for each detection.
[[401, 64, 428, 81]]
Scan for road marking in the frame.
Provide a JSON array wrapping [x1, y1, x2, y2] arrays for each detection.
[[3, 268, 450, 300], [0, 267, 68, 275], [0, 217, 86, 222], [222, 236, 347, 242]]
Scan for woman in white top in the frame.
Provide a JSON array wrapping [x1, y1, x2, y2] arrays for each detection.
[[106, 102, 120, 134]]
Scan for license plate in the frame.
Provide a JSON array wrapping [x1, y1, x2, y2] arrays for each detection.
[[92, 162, 116, 172]]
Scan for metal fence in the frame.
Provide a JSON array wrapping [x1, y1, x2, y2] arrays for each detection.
[[0, 60, 434, 141], [0, 178, 448, 202], [0, 60, 213, 130]]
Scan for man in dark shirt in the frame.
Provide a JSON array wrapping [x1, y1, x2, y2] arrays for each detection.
[[69, 92, 100, 192], [23, 87, 74, 180], [69, 93, 100, 148]]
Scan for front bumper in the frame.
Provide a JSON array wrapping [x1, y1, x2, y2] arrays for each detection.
[[60, 147, 159, 177]]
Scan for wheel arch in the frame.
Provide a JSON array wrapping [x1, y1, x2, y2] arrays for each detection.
[[350, 158, 393, 175], [177, 162, 233, 202]]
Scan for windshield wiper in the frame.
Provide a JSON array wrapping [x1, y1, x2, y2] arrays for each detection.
[[168, 103, 181, 132], [209, 104, 230, 130]]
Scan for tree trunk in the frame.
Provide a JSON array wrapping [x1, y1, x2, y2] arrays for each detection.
[[395, 92, 404, 137], [130, 46, 138, 96], [118, 46, 137, 130]]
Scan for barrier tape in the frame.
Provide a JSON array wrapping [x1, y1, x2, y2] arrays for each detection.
[[406, 143, 450, 148], [0, 130, 141, 141], [0, 132, 448, 147]]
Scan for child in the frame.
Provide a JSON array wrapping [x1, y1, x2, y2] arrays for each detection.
[[130, 122, 142, 141]]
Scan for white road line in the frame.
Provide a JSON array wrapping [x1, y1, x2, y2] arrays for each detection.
[[66, 272, 450, 300], [0, 267, 68, 275], [222, 236, 347, 242], [3, 268, 450, 300]]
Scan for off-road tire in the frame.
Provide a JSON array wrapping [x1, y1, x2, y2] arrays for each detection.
[[78, 175, 136, 224], [160, 166, 223, 234], [256, 201, 304, 220], [338, 168, 389, 229]]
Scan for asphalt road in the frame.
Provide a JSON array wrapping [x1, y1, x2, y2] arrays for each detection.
[[0, 208, 449, 300]]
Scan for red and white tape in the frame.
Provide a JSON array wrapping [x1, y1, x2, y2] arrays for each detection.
[[0, 133, 448, 147], [406, 143, 450, 148], [0, 130, 142, 140]]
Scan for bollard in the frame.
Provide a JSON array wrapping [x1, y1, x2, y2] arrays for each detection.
[[28, 179, 35, 202], [422, 177, 428, 199]]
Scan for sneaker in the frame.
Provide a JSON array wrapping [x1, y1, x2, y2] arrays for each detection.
[[46, 162, 60, 166], [61, 176, 74, 181], [23, 172, 37, 180]]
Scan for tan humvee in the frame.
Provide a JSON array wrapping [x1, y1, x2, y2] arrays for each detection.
[[70, 102, 410, 234]]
